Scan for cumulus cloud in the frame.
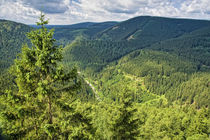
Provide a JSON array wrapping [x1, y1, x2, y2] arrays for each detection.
[[181, 0, 210, 14], [72, 0, 180, 22], [0, 0, 40, 24], [20, 0, 69, 14], [0, 0, 210, 24]]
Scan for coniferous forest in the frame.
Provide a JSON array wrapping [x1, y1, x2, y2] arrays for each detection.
[[0, 14, 210, 139]]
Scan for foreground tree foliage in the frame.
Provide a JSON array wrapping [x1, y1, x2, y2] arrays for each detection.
[[0, 14, 95, 139], [110, 88, 139, 140]]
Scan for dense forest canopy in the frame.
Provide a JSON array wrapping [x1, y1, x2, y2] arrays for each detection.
[[0, 20, 32, 72], [0, 15, 210, 139]]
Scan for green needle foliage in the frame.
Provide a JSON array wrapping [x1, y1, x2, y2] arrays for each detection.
[[110, 88, 139, 140], [0, 13, 96, 139]]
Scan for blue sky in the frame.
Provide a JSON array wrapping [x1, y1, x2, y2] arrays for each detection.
[[0, 0, 210, 25]]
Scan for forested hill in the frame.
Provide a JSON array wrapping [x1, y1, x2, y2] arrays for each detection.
[[63, 16, 210, 72], [96, 16, 210, 42], [0, 20, 117, 71], [149, 26, 210, 66], [0, 20, 32, 71]]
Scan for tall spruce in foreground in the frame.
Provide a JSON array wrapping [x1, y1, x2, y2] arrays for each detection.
[[0, 13, 95, 139], [110, 88, 140, 140]]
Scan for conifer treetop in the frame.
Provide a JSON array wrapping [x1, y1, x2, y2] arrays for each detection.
[[36, 12, 49, 28]]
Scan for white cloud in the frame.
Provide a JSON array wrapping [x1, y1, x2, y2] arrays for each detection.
[[72, 0, 180, 22], [20, 0, 69, 14], [0, 0, 210, 25], [0, 1, 40, 24], [181, 0, 210, 14]]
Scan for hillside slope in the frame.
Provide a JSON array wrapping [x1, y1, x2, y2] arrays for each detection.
[[0, 20, 32, 71], [85, 50, 209, 108], [97, 16, 210, 45], [149, 26, 210, 66], [63, 16, 210, 73]]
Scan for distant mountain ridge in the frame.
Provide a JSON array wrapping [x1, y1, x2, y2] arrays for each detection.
[[97, 16, 210, 42], [30, 21, 117, 29], [30, 21, 118, 44]]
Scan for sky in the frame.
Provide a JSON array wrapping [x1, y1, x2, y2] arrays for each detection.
[[0, 0, 210, 25]]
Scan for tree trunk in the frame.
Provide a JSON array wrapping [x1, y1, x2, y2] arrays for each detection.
[[48, 95, 53, 124]]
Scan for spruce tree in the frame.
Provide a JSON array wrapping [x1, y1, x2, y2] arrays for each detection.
[[110, 88, 140, 140], [0, 13, 89, 139]]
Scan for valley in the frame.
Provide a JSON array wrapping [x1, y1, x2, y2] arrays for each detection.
[[0, 16, 210, 139]]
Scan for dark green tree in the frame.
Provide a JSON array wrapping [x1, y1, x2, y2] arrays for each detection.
[[0, 13, 94, 139], [110, 88, 140, 140]]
